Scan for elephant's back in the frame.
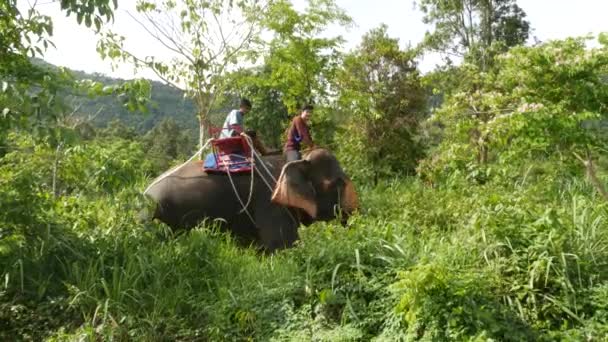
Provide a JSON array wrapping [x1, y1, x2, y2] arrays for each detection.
[[146, 160, 254, 228], [171, 160, 208, 178], [146, 160, 223, 200], [159, 160, 252, 187], [146, 157, 285, 204]]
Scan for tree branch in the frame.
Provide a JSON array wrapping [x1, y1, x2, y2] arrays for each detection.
[[117, 48, 184, 90], [128, 10, 195, 63]]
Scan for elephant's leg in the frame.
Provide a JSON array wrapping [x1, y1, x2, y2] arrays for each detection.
[[254, 199, 300, 253]]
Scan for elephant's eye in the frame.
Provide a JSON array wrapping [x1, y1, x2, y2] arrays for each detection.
[[320, 179, 333, 191]]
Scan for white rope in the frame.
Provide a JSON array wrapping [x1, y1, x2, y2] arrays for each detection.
[[255, 167, 276, 195], [237, 138, 256, 214], [247, 135, 278, 184], [143, 138, 214, 195], [225, 161, 256, 225], [242, 134, 278, 184], [219, 133, 257, 223], [253, 164, 299, 226], [241, 135, 275, 191], [242, 135, 299, 226]]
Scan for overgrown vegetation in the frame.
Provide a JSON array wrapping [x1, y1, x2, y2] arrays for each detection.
[[2, 0, 608, 340]]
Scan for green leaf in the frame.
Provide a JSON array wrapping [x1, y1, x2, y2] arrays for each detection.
[[599, 32, 608, 46]]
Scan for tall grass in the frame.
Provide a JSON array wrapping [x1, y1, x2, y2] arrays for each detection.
[[3, 140, 608, 340]]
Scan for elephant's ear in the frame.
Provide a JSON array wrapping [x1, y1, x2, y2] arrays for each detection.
[[341, 177, 358, 214], [271, 160, 317, 218]]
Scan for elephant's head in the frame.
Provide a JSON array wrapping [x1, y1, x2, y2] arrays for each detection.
[[271, 149, 358, 224]]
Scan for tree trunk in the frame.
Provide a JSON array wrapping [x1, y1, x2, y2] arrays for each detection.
[[469, 128, 489, 164], [479, 0, 495, 71], [52, 142, 63, 198], [574, 150, 608, 202], [196, 91, 213, 159], [479, 140, 488, 164], [198, 114, 211, 159]]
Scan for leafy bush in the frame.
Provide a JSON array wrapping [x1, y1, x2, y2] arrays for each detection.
[[3, 132, 608, 340], [420, 35, 608, 183], [335, 25, 428, 182], [393, 263, 535, 341]]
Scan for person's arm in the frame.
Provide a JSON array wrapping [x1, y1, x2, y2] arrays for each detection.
[[294, 117, 313, 147]]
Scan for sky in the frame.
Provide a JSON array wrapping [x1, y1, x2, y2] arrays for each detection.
[[18, 0, 608, 81]]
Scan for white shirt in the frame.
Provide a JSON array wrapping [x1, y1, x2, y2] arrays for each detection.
[[219, 109, 244, 138]]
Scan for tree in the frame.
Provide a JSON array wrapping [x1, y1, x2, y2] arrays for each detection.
[[418, 35, 608, 187], [416, 0, 531, 165], [97, 0, 269, 152], [99, 119, 138, 140], [220, 0, 351, 147], [1, 0, 150, 150], [141, 117, 196, 172], [1, 0, 70, 146], [263, 0, 351, 111], [335, 25, 427, 182], [418, 0, 530, 69]]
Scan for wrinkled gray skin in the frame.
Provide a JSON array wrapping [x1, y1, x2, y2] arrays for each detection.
[[145, 148, 358, 252]]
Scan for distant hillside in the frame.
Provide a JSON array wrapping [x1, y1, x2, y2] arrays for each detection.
[[34, 59, 230, 133], [70, 69, 198, 133]]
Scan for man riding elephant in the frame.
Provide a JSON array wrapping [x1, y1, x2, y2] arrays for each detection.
[[220, 98, 269, 155], [284, 104, 315, 162]]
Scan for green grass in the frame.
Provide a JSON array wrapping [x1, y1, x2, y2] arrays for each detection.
[[2, 146, 608, 341]]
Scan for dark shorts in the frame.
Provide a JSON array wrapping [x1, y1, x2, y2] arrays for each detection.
[[285, 150, 301, 162]]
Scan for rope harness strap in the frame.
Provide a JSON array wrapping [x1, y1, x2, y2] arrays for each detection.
[[225, 136, 256, 225], [242, 135, 299, 226]]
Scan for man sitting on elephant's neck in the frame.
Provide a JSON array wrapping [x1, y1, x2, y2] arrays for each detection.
[[284, 104, 316, 162], [220, 98, 268, 155]]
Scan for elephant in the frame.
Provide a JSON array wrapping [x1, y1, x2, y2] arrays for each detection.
[[144, 148, 358, 252]]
